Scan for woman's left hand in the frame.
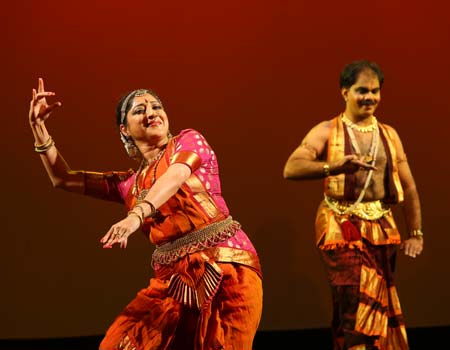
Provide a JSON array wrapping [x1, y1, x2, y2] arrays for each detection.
[[400, 237, 424, 258], [100, 215, 141, 249]]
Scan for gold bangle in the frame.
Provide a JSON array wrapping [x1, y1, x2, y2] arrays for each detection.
[[136, 199, 157, 217], [323, 163, 330, 177], [128, 211, 144, 227], [133, 205, 145, 218], [34, 136, 52, 148], [409, 229, 424, 238], [35, 136, 55, 153]]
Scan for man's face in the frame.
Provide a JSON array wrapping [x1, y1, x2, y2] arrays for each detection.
[[342, 69, 381, 119]]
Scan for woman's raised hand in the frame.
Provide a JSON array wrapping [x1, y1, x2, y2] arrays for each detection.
[[29, 78, 62, 126]]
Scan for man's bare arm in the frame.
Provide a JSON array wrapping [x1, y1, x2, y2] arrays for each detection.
[[283, 120, 373, 180]]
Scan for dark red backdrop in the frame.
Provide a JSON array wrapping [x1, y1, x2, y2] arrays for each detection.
[[2, 0, 449, 339]]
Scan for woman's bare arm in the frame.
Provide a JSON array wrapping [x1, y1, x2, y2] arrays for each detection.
[[29, 78, 85, 193]]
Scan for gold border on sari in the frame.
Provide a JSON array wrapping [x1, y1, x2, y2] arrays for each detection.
[[185, 175, 219, 218], [170, 150, 202, 171], [315, 200, 402, 249]]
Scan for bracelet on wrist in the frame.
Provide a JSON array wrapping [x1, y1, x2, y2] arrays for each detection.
[[133, 205, 145, 218], [35, 136, 55, 153], [323, 163, 330, 177], [135, 199, 157, 217], [127, 211, 144, 227], [409, 229, 424, 238]]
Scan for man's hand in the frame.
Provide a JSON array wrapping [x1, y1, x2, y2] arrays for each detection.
[[400, 237, 424, 258], [330, 154, 376, 175]]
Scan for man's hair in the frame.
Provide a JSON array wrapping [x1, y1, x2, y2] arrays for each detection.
[[339, 60, 384, 89]]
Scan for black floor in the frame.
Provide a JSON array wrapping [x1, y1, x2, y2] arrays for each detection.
[[0, 326, 446, 349]]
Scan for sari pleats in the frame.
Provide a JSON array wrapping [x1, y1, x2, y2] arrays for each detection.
[[321, 241, 408, 350], [99, 263, 262, 350]]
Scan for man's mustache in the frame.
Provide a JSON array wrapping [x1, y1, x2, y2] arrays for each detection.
[[359, 100, 376, 106]]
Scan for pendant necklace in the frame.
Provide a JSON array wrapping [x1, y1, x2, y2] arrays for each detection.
[[344, 115, 380, 206], [133, 145, 167, 200]]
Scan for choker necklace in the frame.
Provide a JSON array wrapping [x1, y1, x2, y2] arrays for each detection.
[[341, 113, 377, 133]]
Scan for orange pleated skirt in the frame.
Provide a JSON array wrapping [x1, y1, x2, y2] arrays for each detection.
[[99, 262, 263, 350]]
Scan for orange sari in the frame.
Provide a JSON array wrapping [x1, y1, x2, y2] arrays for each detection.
[[85, 129, 263, 350]]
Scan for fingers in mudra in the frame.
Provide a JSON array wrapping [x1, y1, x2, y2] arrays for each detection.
[[30, 84, 62, 123], [102, 227, 120, 248], [102, 226, 129, 248], [35, 92, 55, 105]]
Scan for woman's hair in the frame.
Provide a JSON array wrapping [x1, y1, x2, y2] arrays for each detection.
[[339, 60, 384, 89], [115, 88, 163, 127]]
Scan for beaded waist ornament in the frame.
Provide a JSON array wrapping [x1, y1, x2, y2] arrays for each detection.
[[151, 216, 240, 266]]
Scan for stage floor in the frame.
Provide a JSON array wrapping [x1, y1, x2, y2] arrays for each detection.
[[0, 326, 447, 349]]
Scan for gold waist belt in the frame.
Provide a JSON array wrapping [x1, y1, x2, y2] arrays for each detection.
[[152, 216, 240, 266], [324, 196, 391, 220]]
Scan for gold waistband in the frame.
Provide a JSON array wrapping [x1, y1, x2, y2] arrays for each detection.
[[324, 196, 391, 220], [152, 216, 240, 265]]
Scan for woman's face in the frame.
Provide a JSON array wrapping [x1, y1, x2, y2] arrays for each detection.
[[121, 93, 169, 144]]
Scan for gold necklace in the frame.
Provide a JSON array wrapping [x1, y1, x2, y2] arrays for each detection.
[[337, 120, 380, 211], [133, 146, 167, 199], [345, 121, 379, 164], [341, 113, 377, 133]]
